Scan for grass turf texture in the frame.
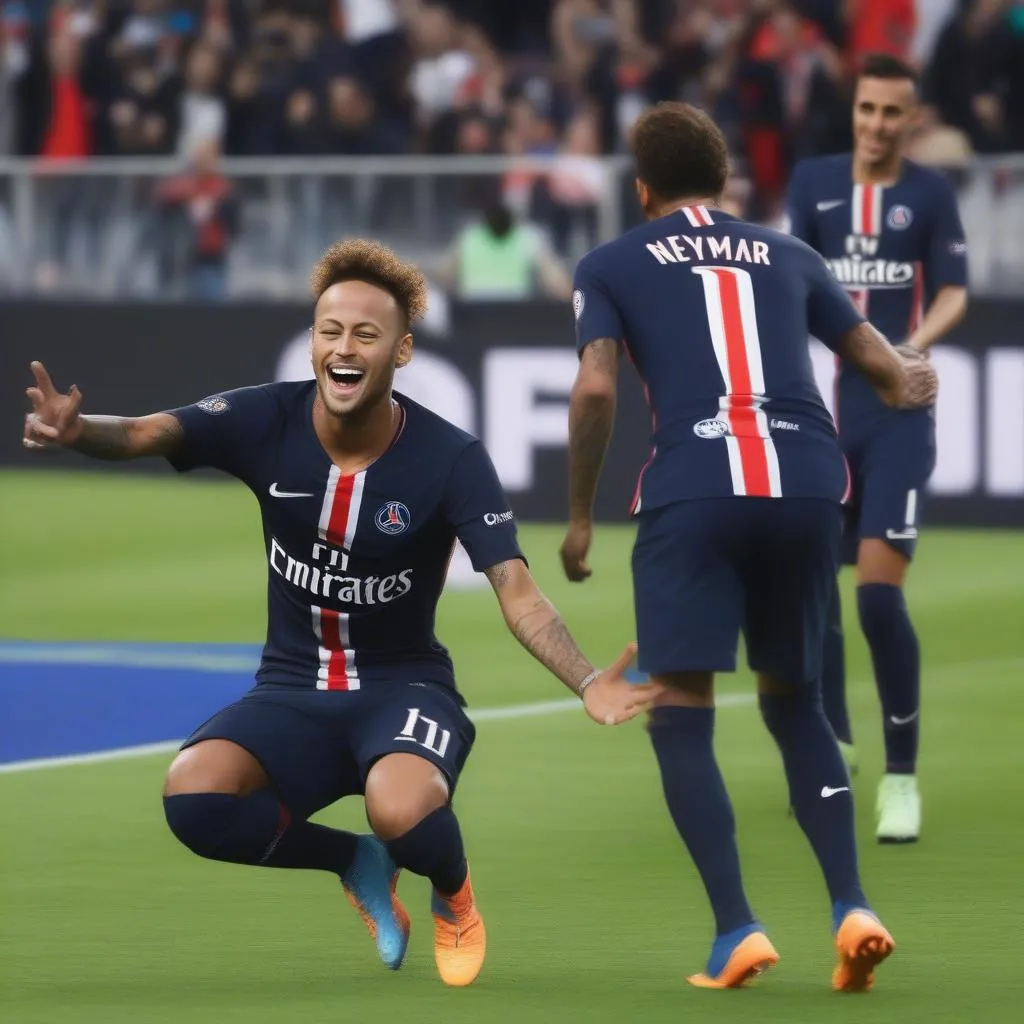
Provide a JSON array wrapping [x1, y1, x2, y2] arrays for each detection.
[[2, 469, 1022, 1023]]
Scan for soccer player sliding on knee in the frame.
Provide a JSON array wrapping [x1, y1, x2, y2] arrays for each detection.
[[560, 102, 937, 991], [787, 55, 969, 841], [23, 242, 658, 987]]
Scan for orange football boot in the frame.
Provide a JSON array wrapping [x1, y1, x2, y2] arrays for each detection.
[[431, 869, 486, 986], [832, 909, 895, 992], [688, 928, 780, 989]]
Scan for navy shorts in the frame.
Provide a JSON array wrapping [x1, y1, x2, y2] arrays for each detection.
[[632, 497, 841, 685], [182, 682, 476, 819], [840, 409, 936, 565]]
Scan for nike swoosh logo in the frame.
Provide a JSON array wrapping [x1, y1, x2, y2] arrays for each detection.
[[889, 710, 919, 726], [269, 483, 315, 499], [821, 785, 850, 798], [885, 528, 919, 540], [816, 199, 845, 212]]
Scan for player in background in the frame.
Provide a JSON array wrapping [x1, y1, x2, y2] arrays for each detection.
[[787, 54, 969, 843], [560, 102, 937, 992], [23, 241, 657, 988]]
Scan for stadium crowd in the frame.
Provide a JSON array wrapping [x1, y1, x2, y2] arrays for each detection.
[[1, 0, 1022, 296]]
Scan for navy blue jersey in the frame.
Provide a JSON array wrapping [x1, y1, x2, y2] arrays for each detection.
[[787, 154, 968, 427], [573, 205, 860, 512], [167, 382, 522, 696]]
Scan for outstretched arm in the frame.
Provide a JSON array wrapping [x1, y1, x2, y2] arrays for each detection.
[[484, 557, 658, 724], [24, 361, 185, 460]]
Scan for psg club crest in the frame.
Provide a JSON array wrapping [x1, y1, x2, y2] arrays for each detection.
[[196, 395, 230, 415], [887, 205, 913, 230], [376, 501, 411, 535]]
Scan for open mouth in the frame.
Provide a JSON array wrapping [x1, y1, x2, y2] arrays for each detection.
[[326, 364, 366, 395]]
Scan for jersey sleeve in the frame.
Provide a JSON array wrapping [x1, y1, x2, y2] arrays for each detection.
[[573, 253, 625, 353], [165, 385, 278, 480], [926, 176, 969, 291], [443, 441, 526, 572], [785, 160, 818, 249], [804, 250, 865, 350]]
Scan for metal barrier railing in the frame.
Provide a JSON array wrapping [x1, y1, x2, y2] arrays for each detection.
[[0, 154, 1019, 297]]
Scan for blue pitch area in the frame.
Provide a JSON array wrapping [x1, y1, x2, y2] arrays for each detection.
[[0, 641, 648, 767], [0, 642, 260, 765]]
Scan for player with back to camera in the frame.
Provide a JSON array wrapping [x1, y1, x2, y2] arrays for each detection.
[[22, 240, 658, 988], [559, 102, 938, 992], [787, 53, 969, 843]]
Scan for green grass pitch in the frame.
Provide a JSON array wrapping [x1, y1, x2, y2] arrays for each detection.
[[1, 470, 1022, 1023]]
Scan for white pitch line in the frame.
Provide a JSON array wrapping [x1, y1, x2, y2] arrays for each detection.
[[0, 692, 757, 775]]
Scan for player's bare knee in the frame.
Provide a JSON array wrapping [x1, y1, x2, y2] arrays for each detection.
[[163, 739, 268, 797], [365, 753, 449, 840], [856, 539, 909, 587]]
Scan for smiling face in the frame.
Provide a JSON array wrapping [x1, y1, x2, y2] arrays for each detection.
[[311, 279, 412, 419], [853, 74, 918, 172]]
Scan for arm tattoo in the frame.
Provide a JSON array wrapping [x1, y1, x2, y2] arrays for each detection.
[[568, 338, 619, 521], [71, 414, 184, 460], [508, 595, 595, 694], [484, 562, 594, 693]]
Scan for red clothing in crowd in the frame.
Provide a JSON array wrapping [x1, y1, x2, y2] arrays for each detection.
[[41, 75, 91, 159], [846, 0, 917, 64]]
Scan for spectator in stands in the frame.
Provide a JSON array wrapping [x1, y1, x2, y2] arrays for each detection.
[[435, 195, 573, 301], [156, 137, 237, 299], [177, 41, 225, 157], [926, 0, 1021, 154], [537, 106, 606, 257], [324, 75, 409, 153], [15, 22, 96, 158], [844, 0, 917, 64]]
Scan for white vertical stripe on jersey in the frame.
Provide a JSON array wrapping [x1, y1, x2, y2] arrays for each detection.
[[697, 205, 714, 225], [344, 472, 366, 551], [735, 267, 782, 496], [694, 266, 781, 497], [317, 465, 342, 543], [682, 206, 702, 227], [337, 609, 359, 690], [851, 183, 883, 236], [311, 604, 330, 691], [735, 265, 767, 393]]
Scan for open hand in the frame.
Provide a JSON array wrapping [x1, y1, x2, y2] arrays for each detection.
[[582, 642, 662, 725], [24, 361, 83, 450]]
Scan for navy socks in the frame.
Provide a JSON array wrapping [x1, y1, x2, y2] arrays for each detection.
[[760, 692, 867, 909], [858, 583, 920, 774], [648, 706, 756, 936], [163, 792, 357, 875], [385, 806, 468, 896]]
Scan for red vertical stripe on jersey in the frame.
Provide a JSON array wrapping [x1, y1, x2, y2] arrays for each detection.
[[861, 186, 874, 237], [317, 607, 350, 690], [713, 269, 772, 497], [325, 473, 355, 548]]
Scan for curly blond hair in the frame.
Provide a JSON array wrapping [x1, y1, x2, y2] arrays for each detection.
[[310, 239, 428, 325]]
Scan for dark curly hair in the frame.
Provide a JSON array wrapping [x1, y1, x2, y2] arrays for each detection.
[[310, 239, 428, 326], [630, 101, 729, 203]]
